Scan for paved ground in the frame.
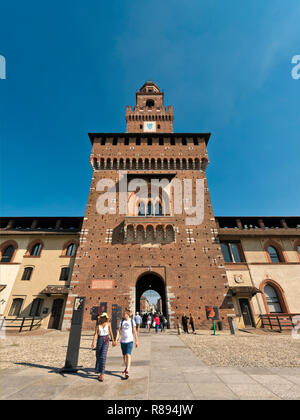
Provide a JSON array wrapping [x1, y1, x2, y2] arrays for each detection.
[[180, 328, 300, 367], [1, 330, 300, 400]]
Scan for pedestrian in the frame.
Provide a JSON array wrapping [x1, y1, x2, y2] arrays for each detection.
[[154, 313, 160, 333], [147, 314, 152, 333], [91, 312, 116, 382], [164, 315, 168, 330], [116, 308, 138, 379], [182, 313, 189, 333], [142, 313, 147, 328], [134, 312, 142, 335], [159, 313, 165, 332], [189, 313, 196, 334]]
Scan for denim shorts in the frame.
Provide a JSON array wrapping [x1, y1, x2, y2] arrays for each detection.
[[121, 341, 133, 355]]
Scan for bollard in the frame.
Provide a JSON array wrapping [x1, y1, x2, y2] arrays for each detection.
[[177, 323, 181, 335], [228, 316, 235, 335]]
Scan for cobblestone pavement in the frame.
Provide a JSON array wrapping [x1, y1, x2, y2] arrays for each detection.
[[179, 329, 300, 368], [1, 329, 300, 400]]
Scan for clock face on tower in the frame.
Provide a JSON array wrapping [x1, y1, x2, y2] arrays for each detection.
[[143, 121, 156, 132]]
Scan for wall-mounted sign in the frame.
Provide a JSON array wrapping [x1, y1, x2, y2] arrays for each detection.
[[91, 280, 113, 290], [205, 306, 219, 321], [143, 121, 156, 132]]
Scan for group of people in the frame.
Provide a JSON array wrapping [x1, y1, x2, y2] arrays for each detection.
[[132, 311, 168, 333], [145, 312, 168, 333], [181, 313, 196, 334], [91, 308, 138, 382]]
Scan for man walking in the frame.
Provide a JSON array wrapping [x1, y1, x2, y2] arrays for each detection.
[[159, 313, 165, 332], [189, 313, 196, 334], [182, 313, 189, 333], [116, 309, 138, 379], [134, 312, 142, 335]]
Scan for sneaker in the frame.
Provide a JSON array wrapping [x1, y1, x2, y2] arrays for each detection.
[[124, 370, 129, 379]]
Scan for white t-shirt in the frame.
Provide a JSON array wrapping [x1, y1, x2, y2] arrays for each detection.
[[98, 323, 109, 336], [119, 318, 136, 343]]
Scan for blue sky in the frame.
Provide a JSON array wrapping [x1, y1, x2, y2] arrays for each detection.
[[0, 0, 299, 217]]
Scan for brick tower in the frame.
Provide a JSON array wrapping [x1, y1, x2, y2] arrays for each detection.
[[62, 81, 235, 331]]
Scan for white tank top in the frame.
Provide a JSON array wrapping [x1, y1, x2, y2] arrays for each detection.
[[98, 323, 109, 336]]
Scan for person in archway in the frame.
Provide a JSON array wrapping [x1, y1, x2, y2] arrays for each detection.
[[134, 312, 142, 335], [159, 313, 165, 332], [91, 312, 116, 382], [154, 313, 160, 333], [146, 313, 152, 333], [116, 308, 138, 379], [182, 313, 189, 333]]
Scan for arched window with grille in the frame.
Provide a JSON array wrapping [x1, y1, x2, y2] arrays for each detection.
[[1, 245, 15, 263], [267, 245, 281, 263], [30, 243, 42, 257], [264, 285, 283, 313]]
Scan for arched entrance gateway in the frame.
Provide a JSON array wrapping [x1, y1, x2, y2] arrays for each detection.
[[136, 272, 167, 317]]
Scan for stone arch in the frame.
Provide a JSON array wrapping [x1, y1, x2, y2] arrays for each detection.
[[135, 271, 167, 316]]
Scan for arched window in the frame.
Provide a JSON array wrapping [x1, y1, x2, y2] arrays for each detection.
[[59, 267, 70, 280], [1, 245, 15, 263], [126, 225, 135, 242], [195, 158, 200, 170], [8, 298, 23, 316], [155, 202, 162, 216], [166, 225, 175, 242], [264, 285, 282, 313], [29, 298, 44, 317], [267, 246, 281, 263], [66, 243, 76, 257], [146, 99, 155, 108], [136, 225, 144, 242], [21, 267, 33, 281], [138, 202, 145, 216], [30, 243, 42, 257], [147, 201, 153, 216]]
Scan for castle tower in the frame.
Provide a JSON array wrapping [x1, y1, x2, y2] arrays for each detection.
[[62, 82, 235, 331], [126, 81, 174, 133]]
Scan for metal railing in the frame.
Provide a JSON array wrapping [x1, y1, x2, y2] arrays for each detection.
[[260, 313, 300, 332], [0, 317, 43, 333]]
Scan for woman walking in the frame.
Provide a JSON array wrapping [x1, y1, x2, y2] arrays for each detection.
[[91, 312, 116, 382], [147, 314, 152, 333]]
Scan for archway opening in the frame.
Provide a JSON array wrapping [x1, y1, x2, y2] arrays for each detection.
[[136, 272, 167, 317]]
